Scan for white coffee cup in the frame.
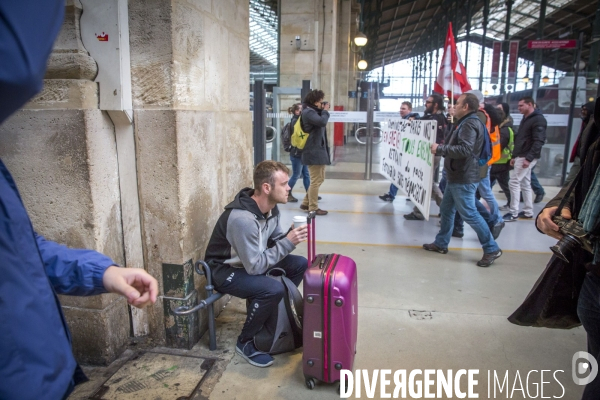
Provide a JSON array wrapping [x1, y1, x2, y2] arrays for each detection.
[[292, 216, 307, 228]]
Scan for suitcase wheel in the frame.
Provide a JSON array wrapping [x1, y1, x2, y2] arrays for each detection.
[[305, 377, 316, 390]]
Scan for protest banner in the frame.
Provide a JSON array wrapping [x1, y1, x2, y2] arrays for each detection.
[[380, 119, 437, 220]]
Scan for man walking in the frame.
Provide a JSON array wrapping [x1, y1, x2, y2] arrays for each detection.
[[205, 161, 308, 367], [423, 93, 502, 267], [379, 101, 419, 202], [503, 96, 546, 221]]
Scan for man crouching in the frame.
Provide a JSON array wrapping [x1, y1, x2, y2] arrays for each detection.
[[205, 160, 308, 367]]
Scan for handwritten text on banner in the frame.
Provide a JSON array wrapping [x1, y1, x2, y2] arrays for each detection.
[[380, 119, 437, 220]]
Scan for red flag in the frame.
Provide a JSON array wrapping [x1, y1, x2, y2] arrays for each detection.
[[434, 23, 472, 99]]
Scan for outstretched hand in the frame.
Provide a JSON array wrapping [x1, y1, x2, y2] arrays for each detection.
[[287, 224, 308, 245], [102, 266, 158, 308], [536, 206, 572, 240]]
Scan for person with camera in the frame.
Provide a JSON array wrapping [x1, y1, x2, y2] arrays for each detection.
[[285, 103, 309, 203], [299, 89, 330, 216], [537, 98, 600, 399]]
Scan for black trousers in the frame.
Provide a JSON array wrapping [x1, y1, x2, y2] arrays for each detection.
[[213, 254, 307, 343], [578, 272, 600, 399], [490, 169, 511, 204]]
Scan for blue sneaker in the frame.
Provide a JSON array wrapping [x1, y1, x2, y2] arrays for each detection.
[[518, 211, 533, 219], [503, 213, 518, 222], [236, 339, 274, 368]]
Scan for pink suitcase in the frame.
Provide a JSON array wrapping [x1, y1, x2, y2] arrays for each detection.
[[302, 211, 358, 392]]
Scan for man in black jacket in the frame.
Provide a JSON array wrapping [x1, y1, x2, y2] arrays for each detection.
[[423, 93, 502, 267], [504, 96, 546, 222]]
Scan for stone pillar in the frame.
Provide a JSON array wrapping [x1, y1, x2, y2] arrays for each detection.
[[0, 0, 130, 365], [128, 0, 253, 343], [1, 0, 252, 361], [280, 0, 362, 154], [336, 0, 353, 112]]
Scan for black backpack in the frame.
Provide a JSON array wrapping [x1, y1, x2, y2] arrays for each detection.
[[281, 122, 292, 152], [254, 268, 303, 354]]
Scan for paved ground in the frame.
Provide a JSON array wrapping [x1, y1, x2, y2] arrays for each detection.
[[70, 179, 587, 399]]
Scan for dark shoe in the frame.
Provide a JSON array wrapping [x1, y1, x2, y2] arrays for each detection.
[[422, 243, 448, 254], [452, 230, 464, 238], [491, 221, 505, 240], [534, 193, 545, 203], [236, 339, 274, 368], [287, 193, 298, 202], [300, 204, 308, 211], [477, 249, 503, 267], [379, 194, 394, 202], [503, 213, 517, 222], [318, 196, 322, 200], [404, 212, 424, 221], [314, 209, 328, 216], [520, 194, 523, 202], [518, 211, 533, 219]]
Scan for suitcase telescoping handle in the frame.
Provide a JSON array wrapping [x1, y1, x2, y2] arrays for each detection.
[[307, 211, 316, 264]]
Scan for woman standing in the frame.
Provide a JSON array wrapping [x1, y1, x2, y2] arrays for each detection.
[[300, 89, 330, 216], [286, 103, 309, 202]]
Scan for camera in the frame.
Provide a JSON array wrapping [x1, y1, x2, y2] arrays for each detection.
[[321, 101, 329, 107], [550, 216, 594, 262]]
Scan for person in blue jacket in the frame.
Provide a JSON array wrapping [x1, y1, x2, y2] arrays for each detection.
[[0, 2, 159, 399]]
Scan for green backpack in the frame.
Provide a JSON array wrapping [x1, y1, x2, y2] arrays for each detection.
[[291, 116, 310, 150]]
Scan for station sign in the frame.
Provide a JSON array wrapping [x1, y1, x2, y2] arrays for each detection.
[[527, 40, 577, 49]]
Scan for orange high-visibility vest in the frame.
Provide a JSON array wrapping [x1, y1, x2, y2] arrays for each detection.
[[480, 107, 501, 165]]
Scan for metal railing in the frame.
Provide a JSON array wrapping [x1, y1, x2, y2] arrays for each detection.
[[354, 127, 382, 145]]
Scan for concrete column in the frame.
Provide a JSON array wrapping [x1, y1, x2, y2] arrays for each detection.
[[280, 0, 358, 156], [0, 0, 253, 362], [336, 0, 354, 112], [280, 0, 345, 100], [0, 0, 130, 365], [531, 0, 547, 101], [128, 0, 252, 344]]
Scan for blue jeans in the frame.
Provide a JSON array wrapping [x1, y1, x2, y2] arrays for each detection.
[[289, 155, 309, 191], [388, 184, 398, 199], [578, 272, 600, 399], [477, 166, 502, 225], [439, 170, 447, 193], [434, 182, 500, 253], [530, 169, 545, 196], [440, 170, 464, 233]]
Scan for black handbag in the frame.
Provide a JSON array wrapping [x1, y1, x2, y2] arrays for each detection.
[[507, 251, 587, 329], [508, 169, 588, 329]]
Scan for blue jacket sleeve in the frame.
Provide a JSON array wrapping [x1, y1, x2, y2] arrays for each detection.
[[0, 1, 65, 124], [35, 233, 115, 296]]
